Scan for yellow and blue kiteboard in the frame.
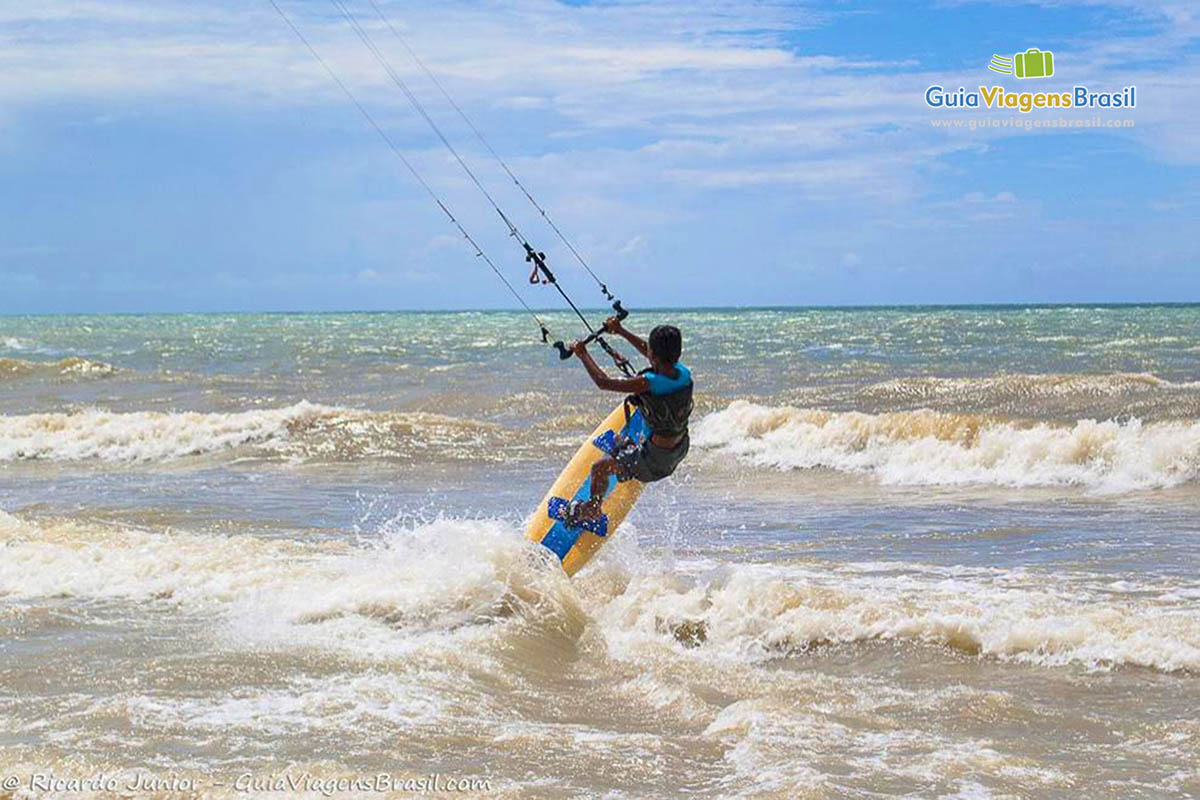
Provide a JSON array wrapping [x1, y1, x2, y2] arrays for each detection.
[[526, 400, 649, 576]]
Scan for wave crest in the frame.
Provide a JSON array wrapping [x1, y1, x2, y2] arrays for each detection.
[[0, 356, 117, 380], [597, 563, 1200, 674], [3, 509, 1196, 674], [0, 402, 509, 463], [694, 400, 1200, 490], [0, 511, 578, 660]]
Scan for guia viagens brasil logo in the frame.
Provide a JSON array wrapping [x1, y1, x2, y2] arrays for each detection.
[[989, 48, 1054, 79], [926, 48, 1135, 113]]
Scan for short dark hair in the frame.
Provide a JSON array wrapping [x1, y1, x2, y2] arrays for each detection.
[[648, 325, 682, 364]]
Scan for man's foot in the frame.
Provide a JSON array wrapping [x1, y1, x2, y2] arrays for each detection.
[[566, 498, 603, 525]]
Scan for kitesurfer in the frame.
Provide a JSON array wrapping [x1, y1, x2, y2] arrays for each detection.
[[566, 318, 693, 522]]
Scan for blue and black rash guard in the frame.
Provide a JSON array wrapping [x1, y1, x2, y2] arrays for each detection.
[[633, 363, 694, 439]]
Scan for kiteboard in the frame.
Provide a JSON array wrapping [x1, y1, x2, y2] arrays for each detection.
[[527, 400, 649, 576]]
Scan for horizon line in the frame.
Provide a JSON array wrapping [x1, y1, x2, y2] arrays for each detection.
[[3, 300, 1200, 318]]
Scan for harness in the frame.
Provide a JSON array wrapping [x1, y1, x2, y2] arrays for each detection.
[[627, 367, 694, 440]]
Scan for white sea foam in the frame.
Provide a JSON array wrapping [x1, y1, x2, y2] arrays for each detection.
[[2, 511, 1196, 674], [693, 400, 1200, 490], [0, 509, 317, 603], [591, 561, 1200, 673], [118, 673, 452, 735], [0, 402, 500, 463], [0, 511, 574, 661], [222, 515, 579, 661], [701, 696, 1071, 797], [0, 403, 320, 462]]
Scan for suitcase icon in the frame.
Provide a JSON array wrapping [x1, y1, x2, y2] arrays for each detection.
[[1014, 48, 1054, 79]]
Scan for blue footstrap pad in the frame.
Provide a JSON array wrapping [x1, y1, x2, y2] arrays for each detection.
[[593, 430, 618, 456]]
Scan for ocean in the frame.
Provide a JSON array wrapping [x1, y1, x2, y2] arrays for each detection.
[[1, 305, 1198, 798]]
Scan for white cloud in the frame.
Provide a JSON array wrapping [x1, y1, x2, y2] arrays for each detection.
[[3, 0, 1199, 308], [4, 0, 1195, 169]]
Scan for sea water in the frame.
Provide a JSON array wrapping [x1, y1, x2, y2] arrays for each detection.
[[1, 306, 1198, 797]]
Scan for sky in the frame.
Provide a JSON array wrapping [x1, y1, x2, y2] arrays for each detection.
[[1, 0, 1198, 313]]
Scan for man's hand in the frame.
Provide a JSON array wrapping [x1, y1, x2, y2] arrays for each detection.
[[569, 339, 588, 356], [602, 315, 650, 360]]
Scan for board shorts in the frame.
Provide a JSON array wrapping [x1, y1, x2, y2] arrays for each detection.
[[614, 433, 690, 484]]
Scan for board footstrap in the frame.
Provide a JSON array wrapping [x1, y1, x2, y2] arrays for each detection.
[[547, 497, 608, 537]]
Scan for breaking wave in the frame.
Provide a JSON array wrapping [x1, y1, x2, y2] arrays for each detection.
[[0, 511, 575, 661], [2, 336, 31, 350], [0, 402, 514, 463], [1, 510, 1196, 673], [694, 400, 1200, 491], [599, 562, 1200, 674], [0, 356, 117, 379]]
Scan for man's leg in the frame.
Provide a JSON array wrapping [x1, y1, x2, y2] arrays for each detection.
[[571, 456, 619, 522], [590, 456, 620, 501]]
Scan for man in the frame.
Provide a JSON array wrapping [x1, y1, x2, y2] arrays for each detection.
[[566, 317, 694, 523]]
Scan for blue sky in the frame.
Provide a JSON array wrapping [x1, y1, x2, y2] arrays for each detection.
[[1, 0, 1197, 313]]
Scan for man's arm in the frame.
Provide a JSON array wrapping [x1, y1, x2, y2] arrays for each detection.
[[604, 316, 652, 360], [572, 342, 650, 394]]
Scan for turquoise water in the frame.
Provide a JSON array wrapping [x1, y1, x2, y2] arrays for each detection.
[[1, 305, 1199, 797], [3, 304, 1199, 412]]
